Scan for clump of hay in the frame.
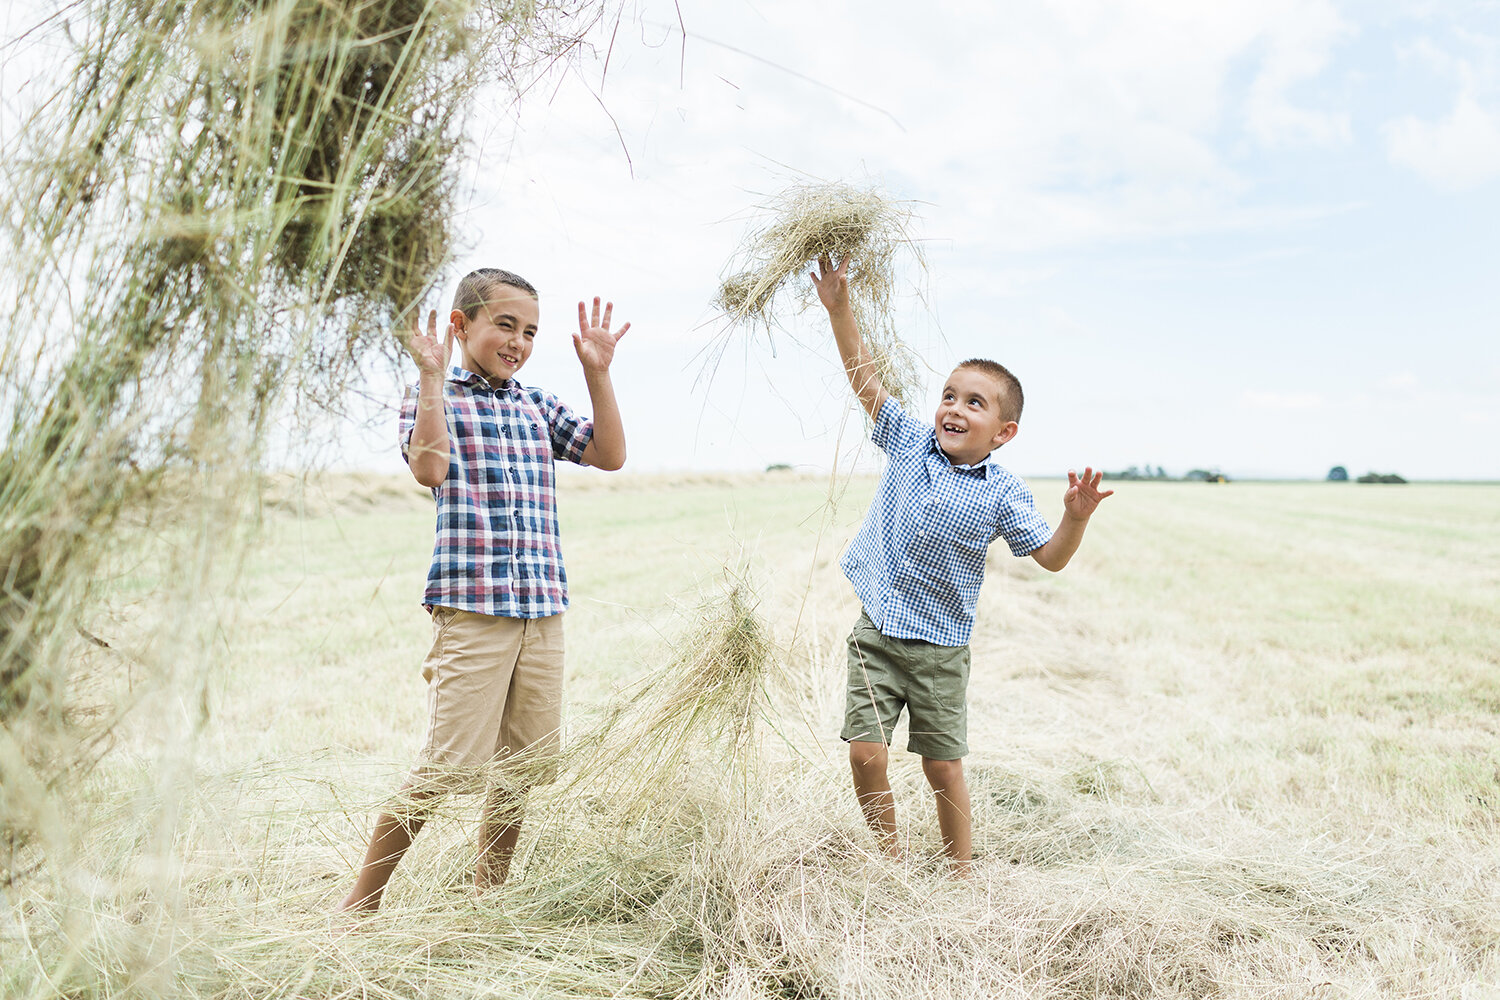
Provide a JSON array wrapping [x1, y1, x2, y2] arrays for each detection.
[[0, 0, 613, 993], [712, 183, 909, 326], [712, 181, 928, 408], [550, 572, 777, 828]]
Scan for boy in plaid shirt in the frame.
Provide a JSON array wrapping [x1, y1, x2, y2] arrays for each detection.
[[339, 268, 629, 914], [811, 255, 1112, 876]]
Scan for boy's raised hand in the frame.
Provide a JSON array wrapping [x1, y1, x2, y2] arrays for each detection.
[[574, 296, 630, 374], [811, 254, 850, 313], [403, 308, 453, 377], [1061, 467, 1114, 520]]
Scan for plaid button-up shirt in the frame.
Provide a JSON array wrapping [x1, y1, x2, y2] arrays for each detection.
[[399, 367, 593, 618], [841, 397, 1053, 646]]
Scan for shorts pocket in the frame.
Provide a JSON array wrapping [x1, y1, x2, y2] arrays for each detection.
[[422, 607, 459, 683], [928, 643, 971, 714]]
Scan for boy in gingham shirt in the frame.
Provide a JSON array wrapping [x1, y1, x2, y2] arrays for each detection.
[[810, 255, 1113, 875], [339, 268, 629, 914]]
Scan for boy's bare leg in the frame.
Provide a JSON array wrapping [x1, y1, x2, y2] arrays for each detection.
[[849, 740, 901, 858], [921, 756, 973, 875], [338, 805, 429, 914], [475, 786, 528, 889]]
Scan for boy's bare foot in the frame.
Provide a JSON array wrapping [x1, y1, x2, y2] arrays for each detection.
[[948, 857, 975, 880], [337, 886, 382, 912], [474, 859, 513, 891], [331, 897, 378, 936]]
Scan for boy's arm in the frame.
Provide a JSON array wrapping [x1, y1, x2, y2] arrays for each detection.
[[1030, 467, 1113, 572], [812, 255, 888, 421], [574, 296, 629, 471], [403, 309, 453, 489]]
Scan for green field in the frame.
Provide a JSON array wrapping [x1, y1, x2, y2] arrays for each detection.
[[5, 475, 1498, 998]]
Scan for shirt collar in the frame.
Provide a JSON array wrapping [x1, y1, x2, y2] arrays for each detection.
[[926, 432, 991, 478], [448, 365, 519, 395]]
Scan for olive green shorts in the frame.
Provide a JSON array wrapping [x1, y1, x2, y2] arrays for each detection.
[[840, 610, 971, 760]]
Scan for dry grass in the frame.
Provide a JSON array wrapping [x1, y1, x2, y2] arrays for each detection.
[[0, 0, 614, 992], [712, 181, 928, 408], [3, 475, 1496, 998], [551, 574, 775, 817]]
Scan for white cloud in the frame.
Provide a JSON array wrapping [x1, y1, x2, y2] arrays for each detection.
[[1384, 91, 1500, 190], [1241, 390, 1327, 410], [1243, 0, 1353, 147], [516, 0, 1362, 257]]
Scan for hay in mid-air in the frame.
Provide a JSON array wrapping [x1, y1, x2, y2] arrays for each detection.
[[0, 0, 611, 990], [712, 181, 928, 408]]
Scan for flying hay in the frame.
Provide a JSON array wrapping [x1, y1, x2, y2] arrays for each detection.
[[552, 575, 776, 827], [712, 182, 928, 408], [0, 0, 614, 992]]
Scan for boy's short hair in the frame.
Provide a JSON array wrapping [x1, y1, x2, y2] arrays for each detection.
[[452, 268, 538, 319], [957, 358, 1024, 423]]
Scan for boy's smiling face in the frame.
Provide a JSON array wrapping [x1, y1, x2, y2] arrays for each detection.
[[934, 367, 1019, 466], [451, 285, 539, 384]]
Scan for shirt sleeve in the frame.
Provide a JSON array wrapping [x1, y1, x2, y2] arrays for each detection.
[[996, 478, 1055, 556], [532, 388, 595, 466], [397, 383, 418, 464], [869, 396, 925, 454]]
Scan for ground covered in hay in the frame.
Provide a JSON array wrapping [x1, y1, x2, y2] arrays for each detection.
[[2, 474, 1497, 999]]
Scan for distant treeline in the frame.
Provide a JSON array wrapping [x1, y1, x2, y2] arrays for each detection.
[[1104, 466, 1228, 482], [1101, 466, 1409, 484], [1328, 466, 1407, 483]]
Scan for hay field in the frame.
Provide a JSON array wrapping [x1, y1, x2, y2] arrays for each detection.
[[4, 473, 1497, 998]]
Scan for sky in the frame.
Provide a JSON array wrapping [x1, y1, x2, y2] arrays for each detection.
[[404, 0, 1500, 481], [8, 0, 1500, 479]]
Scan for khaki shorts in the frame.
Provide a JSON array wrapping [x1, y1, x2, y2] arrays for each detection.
[[840, 610, 971, 760], [414, 607, 565, 789]]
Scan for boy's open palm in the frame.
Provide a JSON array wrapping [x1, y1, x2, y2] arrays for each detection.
[[404, 308, 453, 377], [811, 254, 850, 312], [574, 296, 629, 374], [1062, 467, 1114, 520]]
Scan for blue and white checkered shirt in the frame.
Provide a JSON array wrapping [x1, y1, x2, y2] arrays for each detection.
[[841, 397, 1053, 646], [399, 366, 593, 618]]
